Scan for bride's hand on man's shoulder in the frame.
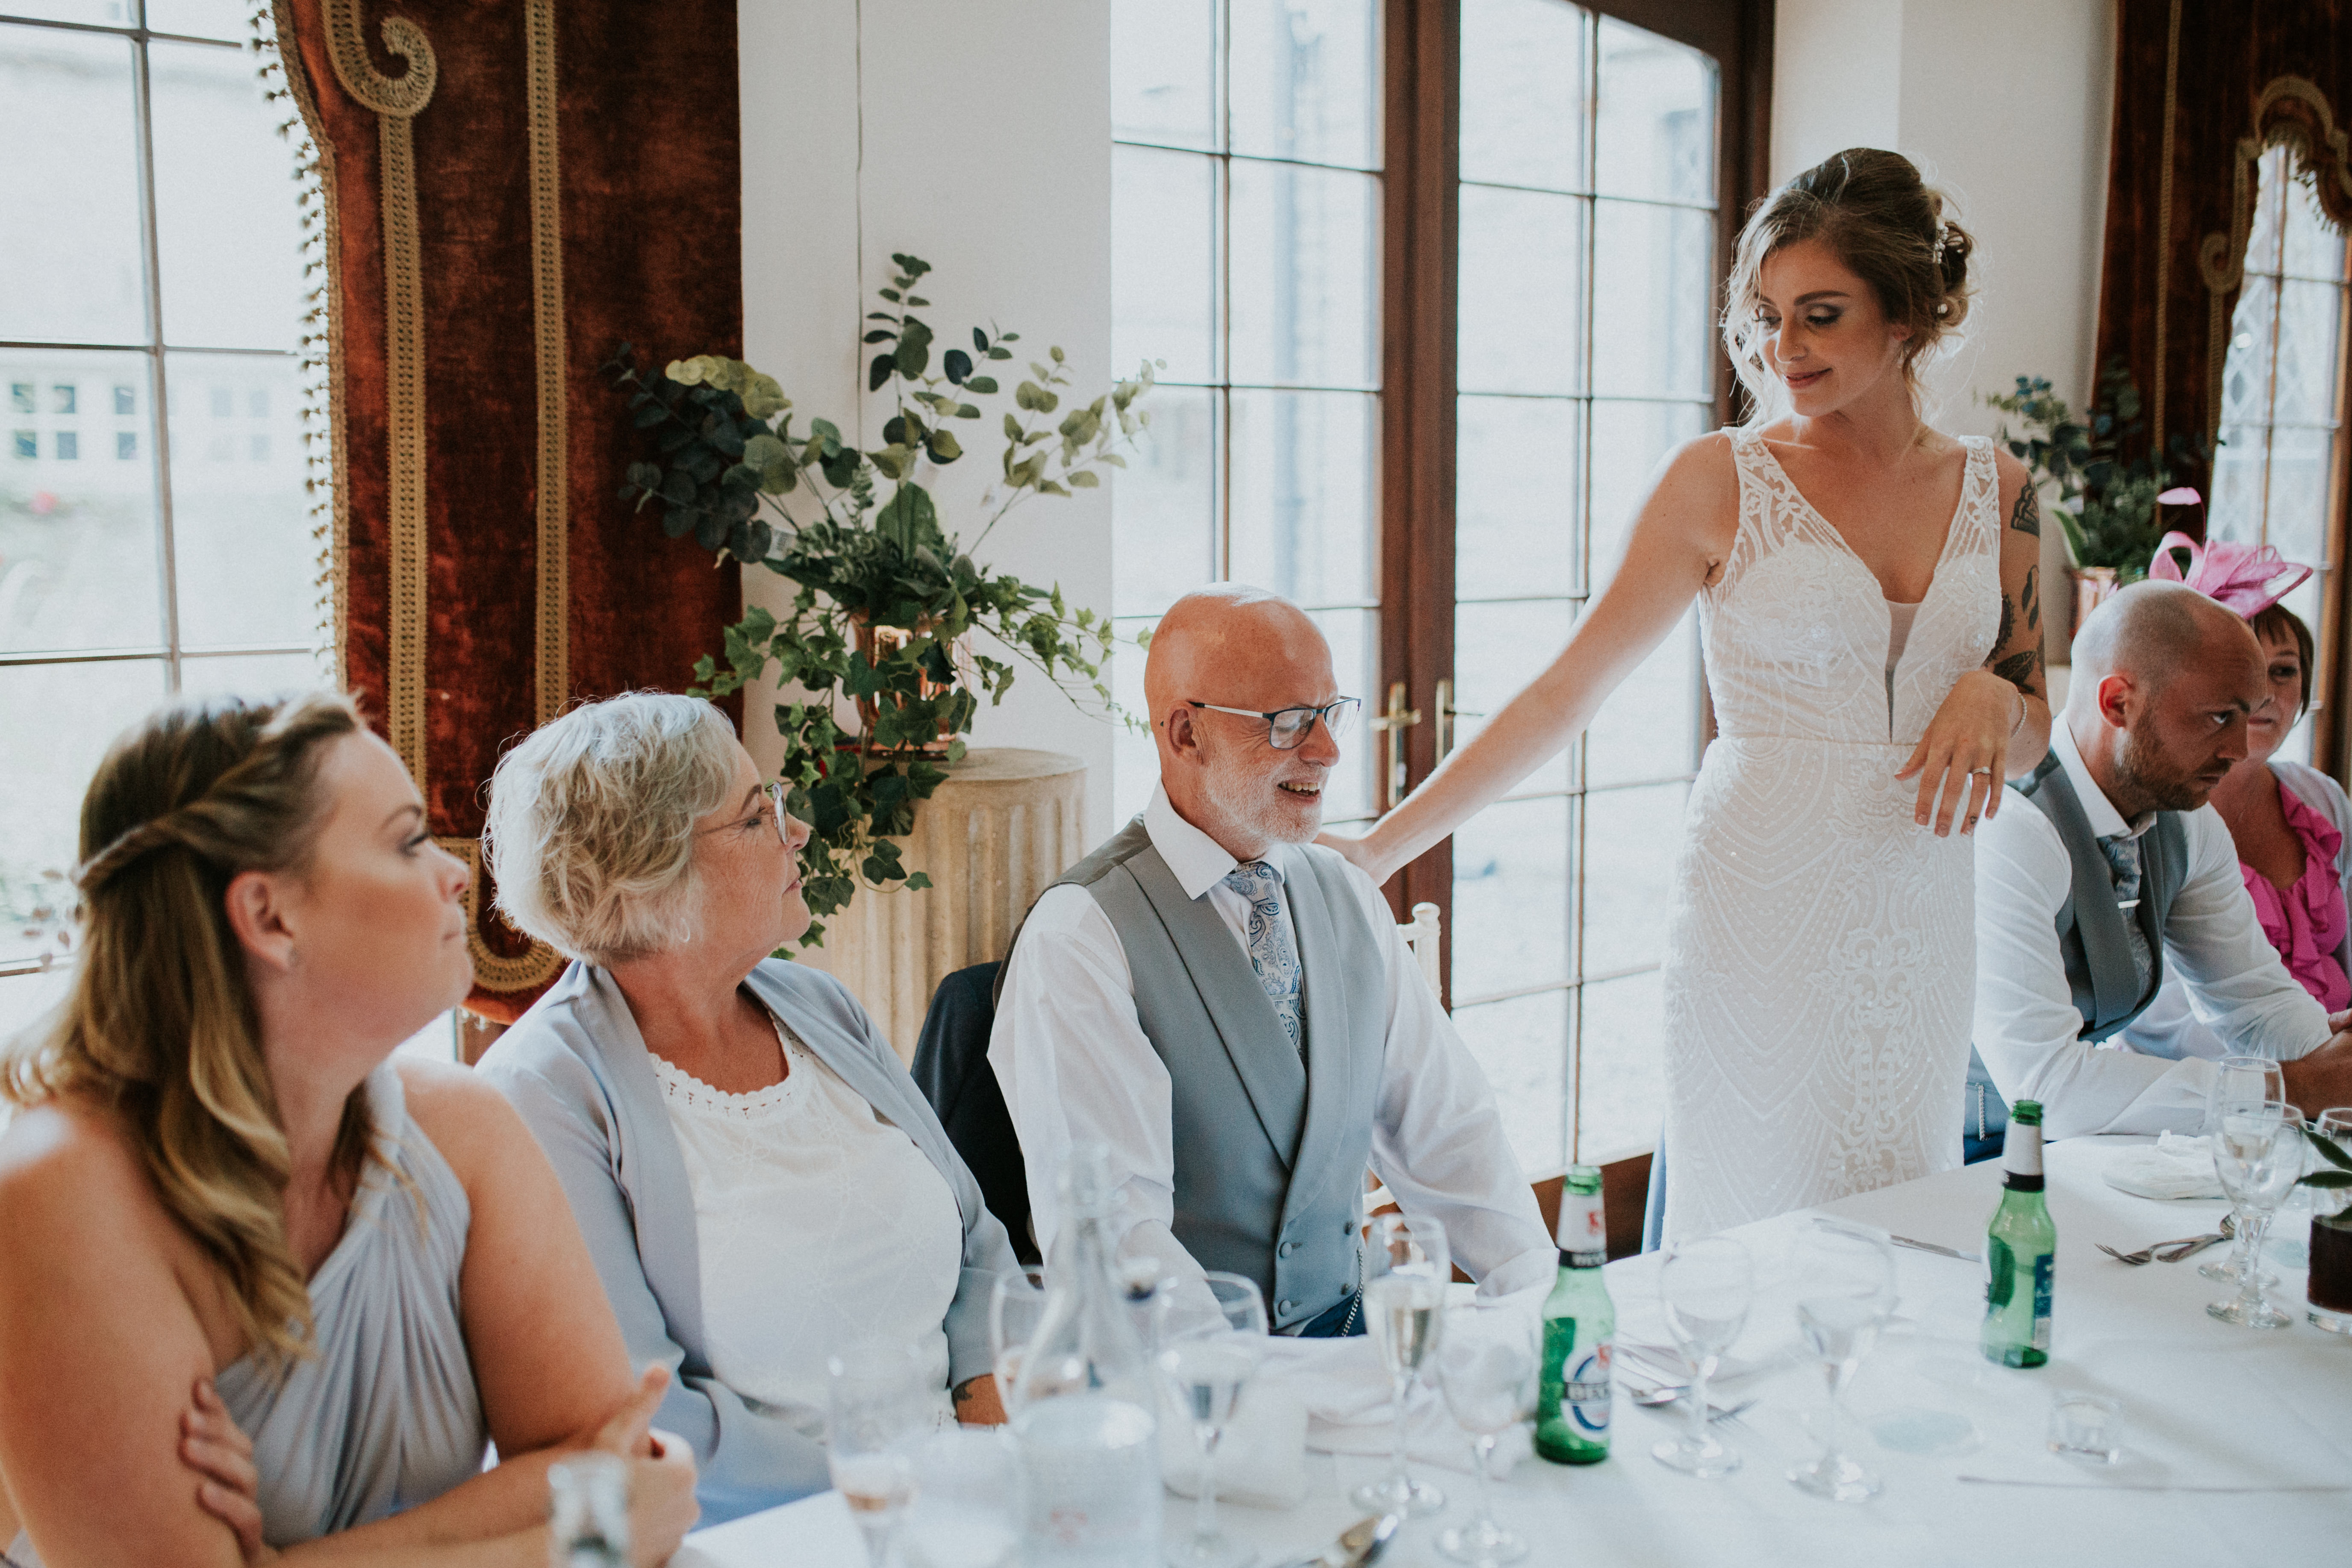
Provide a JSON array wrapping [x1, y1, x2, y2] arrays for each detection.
[[1316, 829, 1384, 881]]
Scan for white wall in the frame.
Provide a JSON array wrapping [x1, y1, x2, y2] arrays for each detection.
[[738, 0, 1118, 844], [1772, 0, 2114, 665]]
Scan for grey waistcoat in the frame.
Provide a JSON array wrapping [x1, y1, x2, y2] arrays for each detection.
[[2013, 752, 2189, 1041], [1003, 819, 1386, 1330]]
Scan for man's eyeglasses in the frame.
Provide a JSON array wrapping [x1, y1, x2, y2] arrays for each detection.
[[1186, 697, 1361, 750]]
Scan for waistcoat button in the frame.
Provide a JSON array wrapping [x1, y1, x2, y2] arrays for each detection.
[[1278, 1240, 1299, 1257], [1277, 1298, 1297, 1316]]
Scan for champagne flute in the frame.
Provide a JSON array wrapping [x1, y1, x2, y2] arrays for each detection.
[[828, 1339, 932, 1568], [903, 1428, 1020, 1568], [2202, 1056, 2289, 1284], [1351, 1213, 1451, 1519], [2208, 1098, 2300, 1329], [1154, 1271, 1269, 1568], [1434, 1306, 1540, 1567], [989, 1267, 1049, 1418], [1787, 1223, 1895, 1503], [1650, 1236, 1752, 1480]]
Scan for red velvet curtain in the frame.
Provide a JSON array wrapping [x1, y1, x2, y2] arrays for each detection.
[[277, 0, 742, 1021], [2095, 0, 2352, 486]]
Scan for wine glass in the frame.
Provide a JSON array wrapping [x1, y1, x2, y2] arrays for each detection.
[[1350, 1212, 1451, 1519], [1787, 1223, 1896, 1503], [1154, 1271, 1268, 1568], [989, 1267, 1049, 1417], [2208, 1098, 2301, 1329], [2202, 1057, 2290, 1284], [1650, 1236, 1752, 1480], [903, 1428, 1020, 1568], [1434, 1306, 1540, 1567], [827, 1339, 933, 1567]]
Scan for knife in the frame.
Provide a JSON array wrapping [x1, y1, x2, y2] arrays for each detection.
[[1890, 1233, 1981, 1263]]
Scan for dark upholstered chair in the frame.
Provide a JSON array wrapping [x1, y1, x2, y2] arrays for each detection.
[[910, 961, 1037, 1264]]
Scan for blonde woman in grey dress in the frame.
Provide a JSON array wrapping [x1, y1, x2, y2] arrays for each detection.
[[0, 692, 697, 1565]]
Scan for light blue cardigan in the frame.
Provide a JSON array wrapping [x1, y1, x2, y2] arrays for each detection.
[[477, 958, 1020, 1524]]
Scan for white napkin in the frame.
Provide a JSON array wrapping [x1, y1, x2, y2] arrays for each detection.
[[1247, 1336, 1531, 1476], [2101, 1131, 2226, 1200]]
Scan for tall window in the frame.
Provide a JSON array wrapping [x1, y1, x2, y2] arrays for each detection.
[[0, 2, 317, 1038], [2210, 143, 2349, 766], [1447, 0, 1715, 1172], [1109, 0, 1384, 830], [1108, 0, 1742, 1181]]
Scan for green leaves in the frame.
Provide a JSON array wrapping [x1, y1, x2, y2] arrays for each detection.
[[1982, 359, 2210, 578], [896, 316, 933, 379]]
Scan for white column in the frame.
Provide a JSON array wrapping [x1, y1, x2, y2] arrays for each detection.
[[799, 747, 1087, 1062]]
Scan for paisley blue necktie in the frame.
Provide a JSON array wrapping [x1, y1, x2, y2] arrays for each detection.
[[1223, 859, 1305, 1058]]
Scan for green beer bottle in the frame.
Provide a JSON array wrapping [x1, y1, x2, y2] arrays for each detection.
[[1981, 1099, 2055, 1368], [1535, 1165, 1614, 1464]]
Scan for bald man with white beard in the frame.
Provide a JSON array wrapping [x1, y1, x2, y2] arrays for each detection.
[[988, 587, 1551, 1335], [1969, 580, 2352, 1148]]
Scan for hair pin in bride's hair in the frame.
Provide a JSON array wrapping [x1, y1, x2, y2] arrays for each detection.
[[1931, 227, 1947, 267]]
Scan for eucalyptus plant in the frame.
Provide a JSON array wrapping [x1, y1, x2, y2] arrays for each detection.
[[2302, 1123, 2352, 1193], [605, 254, 1154, 945], [1983, 359, 2213, 578]]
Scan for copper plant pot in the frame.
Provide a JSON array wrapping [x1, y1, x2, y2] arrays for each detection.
[[2069, 566, 2121, 641], [845, 613, 968, 756]]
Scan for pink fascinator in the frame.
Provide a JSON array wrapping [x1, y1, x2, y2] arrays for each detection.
[[2148, 530, 2311, 619]]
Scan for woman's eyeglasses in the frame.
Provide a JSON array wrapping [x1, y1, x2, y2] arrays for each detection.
[[1185, 697, 1360, 750]]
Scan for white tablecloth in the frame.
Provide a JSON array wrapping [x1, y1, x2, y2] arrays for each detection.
[[677, 1138, 2352, 1567]]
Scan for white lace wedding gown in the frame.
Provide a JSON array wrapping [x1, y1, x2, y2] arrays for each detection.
[[1657, 430, 2002, 1241]]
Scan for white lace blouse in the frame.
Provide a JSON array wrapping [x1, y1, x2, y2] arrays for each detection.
[[649, 1017, 964, 1438]]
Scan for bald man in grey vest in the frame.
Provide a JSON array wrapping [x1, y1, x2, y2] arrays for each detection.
[[1969, 580, 2352, 1147], [989, 587, 1551, 1334]]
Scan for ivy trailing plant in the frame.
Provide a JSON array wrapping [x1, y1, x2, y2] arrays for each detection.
[[1983, 359, 2213, 579], [606, 253, 1155, 946]]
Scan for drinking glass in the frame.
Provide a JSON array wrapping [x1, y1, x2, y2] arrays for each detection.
[[989, 1267, 1050, 1417], [1351, 1213, 1452, 1518], [2208, 1099, 2300, 1329], [1154, 1271, 1269, 1568], [1434, 1306, 1540, 1567], [2201, 1057, 2290, 1284], [1650, 1236, 1752, 1480], [903, 1428, 1021, 1568], [1787, 1224, 1896, 1502], [2308, 1108, 2352, 1334], [827, 1339, 933, 1568]]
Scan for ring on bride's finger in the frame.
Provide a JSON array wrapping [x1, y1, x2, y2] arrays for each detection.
[[1966, 767, 1993, 776]]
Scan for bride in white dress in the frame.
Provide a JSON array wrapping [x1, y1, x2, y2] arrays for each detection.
[[1326, 149, 2052, 1240]]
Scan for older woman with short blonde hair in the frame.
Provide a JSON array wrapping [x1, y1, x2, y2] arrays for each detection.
[[476, 692, 1018, 1524]]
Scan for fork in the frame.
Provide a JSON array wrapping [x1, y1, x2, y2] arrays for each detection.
[[2099, 1214, 2234, 1265]]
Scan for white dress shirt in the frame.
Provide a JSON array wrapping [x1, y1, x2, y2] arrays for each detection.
[[1972, 721, 2329, 1138], [989, 784, 1553, 1298]]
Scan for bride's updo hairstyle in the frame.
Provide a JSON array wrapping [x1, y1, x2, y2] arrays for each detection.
[[1722, 147, 1974, 420]]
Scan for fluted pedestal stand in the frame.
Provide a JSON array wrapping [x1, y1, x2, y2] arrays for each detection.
[[799, 747, 1087, 1063]]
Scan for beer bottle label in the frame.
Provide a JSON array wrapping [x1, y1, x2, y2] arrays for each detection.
[[2030, 1253, 2053, 1350], [1566, 1343, 1612, 1433]]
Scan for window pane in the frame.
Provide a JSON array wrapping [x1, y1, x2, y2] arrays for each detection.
[[1114, 385, 1218, 618], [165, 350, 312, 647], [177, 649, 322, 698], [1229, 388, 1375, 606], [2243, 150, 2287, 279], [1113, 147, 1219, 385], [1453, 988, 1567, 1177], [144, 0, 249, 42], [1458, 186, 1582, 396], [1460, 0, 1586, 193], [1307, 606, 1378, 824], [1587, 399, 1705, 576], [1586, 610, 1697, 787], [1452, 598, 1575, 796], [1576, 967, 1664, 1162], [1, 347, 164, 653], [0, 658, 165, 964], [2, 1, 135, 23], [2218, 275, 2277, 430], [1228, 161, 1379, 391], [1451, 794, 1571, 1001], [1593, 16, 1715, 206], [2273, 280, 2344, 427], [1111, 0, 1217, 151], [2263, 424, 2335, 567], [2207, 422, 2269, 541], [0, 25, 146, 346], [1580, 780, 1684, 974], [150, 40, 306, 352], [1456, 395, 1579, 602], [1230, 0, 1379, 171], [2281, 160, 2347, 282], [1591, 200, 1713, 398]]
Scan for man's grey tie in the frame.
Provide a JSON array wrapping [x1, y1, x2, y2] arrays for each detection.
[[2098, 830, 2155, 997], [1223, 859, 1305, 1058]]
